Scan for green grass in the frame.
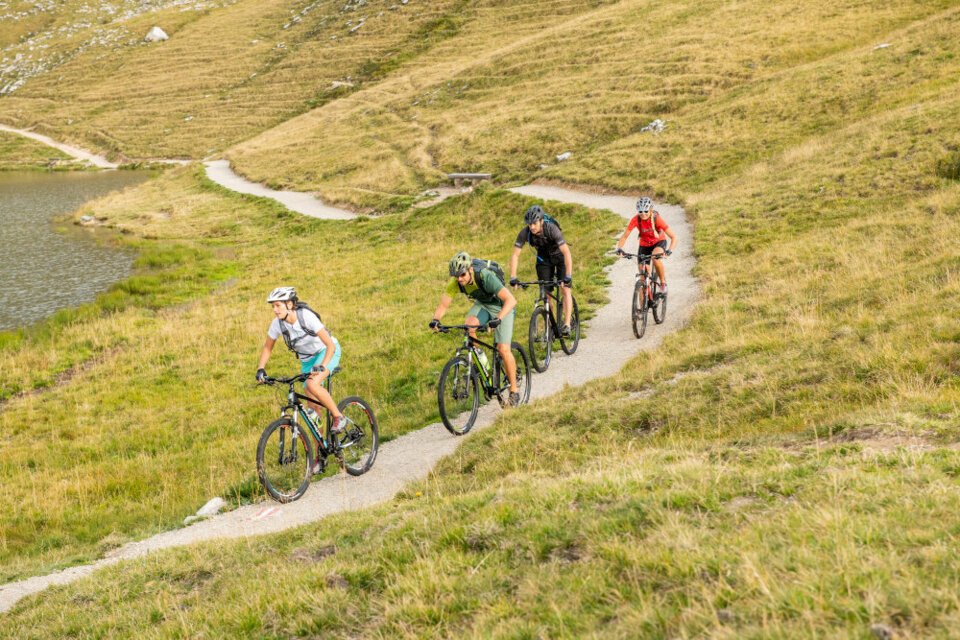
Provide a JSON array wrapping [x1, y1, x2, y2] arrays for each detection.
[[0, 167, 619, 583], [0, 131, 76, 170], [1, 0, 959, 636]]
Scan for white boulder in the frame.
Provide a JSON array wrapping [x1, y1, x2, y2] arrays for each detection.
[[144, 27, 168, 43], [196, 497, 227, 517], [556, 152, 572, 162]]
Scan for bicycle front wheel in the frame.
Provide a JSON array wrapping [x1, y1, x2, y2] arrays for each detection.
[[511, 342, 532, 404], [632, 282, 649, 339], [652, 279, 668, 325], [528, 306, 552, 372], [337, 396, 379, 476], [257, 417, 314, 503], [438, 355, 480, 435], [559, 295, 580, 355]]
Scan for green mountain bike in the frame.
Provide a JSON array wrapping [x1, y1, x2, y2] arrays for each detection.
[[434, 323, 532, 435], [256, 369, 378, 502]]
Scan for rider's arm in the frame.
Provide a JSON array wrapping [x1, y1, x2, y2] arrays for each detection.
[[508, 245, 522, 280], [257, 337, 276, 370], [316, 327, 336, 369], [616, 218, 637, 250], [664, 226, 677, 252], [495, 286, 517, 319], [432, 294, 453, 323], [560, 243, 573, 278]]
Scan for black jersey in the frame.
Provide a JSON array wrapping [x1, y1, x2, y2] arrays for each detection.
[[515, 221, 566, 262]]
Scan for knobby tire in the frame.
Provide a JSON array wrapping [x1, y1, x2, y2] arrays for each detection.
[[438, 355, 480, 435], [257, 417, 314, 503]]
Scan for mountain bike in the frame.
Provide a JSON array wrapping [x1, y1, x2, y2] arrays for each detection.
[[515, 279, 580, 372], [618, 251, 668, 338], [434, 323, 532, 435], [256, 368, 378, 502]]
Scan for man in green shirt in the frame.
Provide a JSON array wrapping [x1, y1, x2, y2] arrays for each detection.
[[430, 251, 520, 407]]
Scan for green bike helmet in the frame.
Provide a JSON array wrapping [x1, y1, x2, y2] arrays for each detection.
[[449, 251, 472, 277]]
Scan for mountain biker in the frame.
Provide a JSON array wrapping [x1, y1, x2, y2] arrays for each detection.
[[430, 251, 521, 407], [615, 197, 677, 295], [508, 204, 574, 336], [256, 287, 347, 438]]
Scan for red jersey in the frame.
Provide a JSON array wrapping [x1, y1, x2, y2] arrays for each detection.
[[626, 212, 669, 247]]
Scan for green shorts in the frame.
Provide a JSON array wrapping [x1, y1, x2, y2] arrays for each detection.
[[467, 302, 515, 345]]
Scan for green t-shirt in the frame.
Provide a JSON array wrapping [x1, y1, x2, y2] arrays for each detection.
[[445, 268, 504, 306]]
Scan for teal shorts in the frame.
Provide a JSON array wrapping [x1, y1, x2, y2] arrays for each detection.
[[467, 303, 515, 346], [300, 338, 342, 375]]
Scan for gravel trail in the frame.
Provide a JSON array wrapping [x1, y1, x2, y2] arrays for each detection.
[[204, 160, 356, 220], [0, 184, 696, 614], [0, 124, 118, 169]]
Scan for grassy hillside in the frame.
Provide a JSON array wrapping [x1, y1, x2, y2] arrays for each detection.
[[226, 0, 950, 208], [0, 131, 73, 170], [1, 0, 959, 636], [0, 167, 618, 583], [0, 0, 569, 161]]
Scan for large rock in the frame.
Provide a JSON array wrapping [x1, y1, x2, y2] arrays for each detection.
[[196, 497, 227, 517], [144, 27, 168, 43]]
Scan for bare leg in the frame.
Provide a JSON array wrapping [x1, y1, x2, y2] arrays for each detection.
[[305, 371, 342, 419], [561, 284, 573, 326], [497, 341, 518, 393]]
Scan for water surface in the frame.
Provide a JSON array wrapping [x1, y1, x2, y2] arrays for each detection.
[[0, 171, 149, 330]]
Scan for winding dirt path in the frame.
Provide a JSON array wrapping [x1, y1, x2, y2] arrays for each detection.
[[204, 160, 356, 220], [0, 124, 118, 169], [0, 184, 697, 614]]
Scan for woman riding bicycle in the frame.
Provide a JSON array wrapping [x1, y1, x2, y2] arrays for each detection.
[[508, 204, 574, 336], [256, 286, 347, 435], [615, 197, 677, 294]]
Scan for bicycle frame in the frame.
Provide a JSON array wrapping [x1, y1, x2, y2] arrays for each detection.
[[455, 332, 499, 397], [277, 375, 337, 460], [521, 279, 565, 334]]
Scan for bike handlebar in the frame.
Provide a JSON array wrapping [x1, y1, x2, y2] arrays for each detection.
[[615, 250, 668, 261], [434, 323, 493, 334], [514, 279, 563, 289], [261, 373, 310, 386]]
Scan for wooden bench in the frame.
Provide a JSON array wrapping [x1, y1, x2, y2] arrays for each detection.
[[447, 172, 492, 188]]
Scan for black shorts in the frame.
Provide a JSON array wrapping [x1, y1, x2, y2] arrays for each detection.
[[637, 240, 668, 259], [535, 256, 567, 283]]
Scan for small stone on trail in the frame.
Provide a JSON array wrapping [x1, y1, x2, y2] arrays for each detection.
[[79, 215, 95, 225], [873, 43, 891, 50], [196, 497, 226, 517], [556, 152, 572, 162], [870, 624, 894, 640], [144, 27, 168, 43]]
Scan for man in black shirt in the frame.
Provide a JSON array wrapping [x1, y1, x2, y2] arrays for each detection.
[[508, 205, 574, 336]]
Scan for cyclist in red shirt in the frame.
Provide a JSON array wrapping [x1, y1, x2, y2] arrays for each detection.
[[615, 197, 677, 295]]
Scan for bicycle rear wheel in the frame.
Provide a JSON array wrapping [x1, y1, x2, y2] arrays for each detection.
[[651, 278, 668, 325], [337, 396, 379, 476], [438, 355, 480, 435], [528, 306, 552, 372], [559, 295, 580, 355], [257, 417, 314, 503], [632, 282, 649, 339]]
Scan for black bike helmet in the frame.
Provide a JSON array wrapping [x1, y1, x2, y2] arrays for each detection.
[[524, 205, 545, 225]]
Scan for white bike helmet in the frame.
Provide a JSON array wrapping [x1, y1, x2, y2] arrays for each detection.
[[636, 197, 652, 213], [266, 286, 297, 303]]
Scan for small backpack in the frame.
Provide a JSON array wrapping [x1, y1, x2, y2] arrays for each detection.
[[459, 258, 506, 295], [277, 301, 326, 357], [543, 213, 561, 231]]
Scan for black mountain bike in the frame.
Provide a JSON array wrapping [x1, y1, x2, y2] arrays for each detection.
[[516, 279, 580, 372], [619, 252, 668, 338], [256, 368, 378, 502], [434, 323, 532, 435]]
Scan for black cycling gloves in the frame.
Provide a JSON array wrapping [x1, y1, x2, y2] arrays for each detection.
[[429, 319, 440, 330], [488, 318, 502, 329], [256, 368, 266, 383]]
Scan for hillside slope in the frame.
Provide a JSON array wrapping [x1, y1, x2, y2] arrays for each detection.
[[1, 0, 959, 636]]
